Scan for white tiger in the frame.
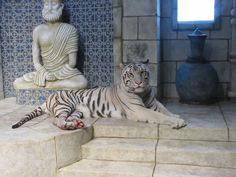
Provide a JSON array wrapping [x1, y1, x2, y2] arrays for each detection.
[[12, 61, 186, 130]]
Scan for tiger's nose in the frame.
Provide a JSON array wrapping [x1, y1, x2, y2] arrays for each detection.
[[135, 80, 142, 85]]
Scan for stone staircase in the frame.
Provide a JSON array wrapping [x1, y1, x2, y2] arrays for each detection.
[[57, 118, 236, 177], [1, 98, 236, 177]]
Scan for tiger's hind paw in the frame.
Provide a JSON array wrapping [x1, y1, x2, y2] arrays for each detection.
[[59, 119, 85, 130]]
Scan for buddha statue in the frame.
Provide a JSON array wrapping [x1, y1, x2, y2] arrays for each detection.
[[13, 0, 88, 90]]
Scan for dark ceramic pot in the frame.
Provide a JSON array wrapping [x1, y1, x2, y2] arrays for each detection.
[[176, 28, 220, 104], [176, 63, 219, 104]]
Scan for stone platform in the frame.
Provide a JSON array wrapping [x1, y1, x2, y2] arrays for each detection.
[[0, 98, 236, 177]]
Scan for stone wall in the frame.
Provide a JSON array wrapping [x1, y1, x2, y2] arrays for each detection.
[[0, 49, 3, 99], [113, 0, 162, 98], [161, 0, 232, 99], [1, 0, 232, 101]]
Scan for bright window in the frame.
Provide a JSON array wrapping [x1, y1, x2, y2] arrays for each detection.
[[177, 0, 215, 23]]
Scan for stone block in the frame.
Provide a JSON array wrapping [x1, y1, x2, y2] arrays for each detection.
[[220, 101, 236, 141], [0, 98, 23, 116], [156, 17, 161, 40], [160, 114, 228, 141], [220, 0, 232, 16], [162, 62, 176, 82], [160, 0, 172, 17], [229, 62, 236, 94], [93, 118, 158, 139], [163, 40, 189, 61], [224, 112, 236, 141], [156, 85, 162, 100], [149, 64, 158, 86], [161, 18, 177, 39], [215, 83, 228, 99], [113, 38, 122, 66], [82, 138, 157, 162], [211, 17, 231, 39], [114, 66, 122, 84], [113, 7, 122, 38], [123, 0, 156, 16], [55, 128, 93, 168], [138, 16, 157, 40], [160, 101, 228, 141], [112, 0, 121, 7], [0, 130, 56, 177], [123, 40, 157, 63], [58, 159, 155, 177], [154, 164, 236, 177], [157, 40, 161, 60], [163, 83, 179, 98], [0, 63, 3, 98], [211, 62, 230, 82], [156, 140, 236, 168], [204, 40, 228, 61], [123, 17, 138, 40]]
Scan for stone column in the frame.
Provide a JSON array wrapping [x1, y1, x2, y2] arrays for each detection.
[[229, 0, 236, 98], [0, 48, 4, 99], [113, 0, 123, 84], [112, 0, 161, 98]]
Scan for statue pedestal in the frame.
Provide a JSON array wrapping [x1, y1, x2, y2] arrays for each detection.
[[14, 75, 88, 105], [15, 89, 62, 105]]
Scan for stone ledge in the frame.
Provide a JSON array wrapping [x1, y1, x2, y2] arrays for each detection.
[[93, 118, 158, 139], [154, 164, 236, 177], [0, 98, 93, 177], [82, 138, 157, 162], [58, 159, 155, 177], [156, 139, 236, 168]]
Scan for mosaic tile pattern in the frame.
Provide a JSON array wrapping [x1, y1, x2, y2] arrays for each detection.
[[15, 89, 61, 105], [0, 0, 113, 98]]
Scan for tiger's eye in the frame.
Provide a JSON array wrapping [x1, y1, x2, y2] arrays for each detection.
[[140, 71, 145, 75], [129, 73, 134, 78], [125, 80, 131, 85]]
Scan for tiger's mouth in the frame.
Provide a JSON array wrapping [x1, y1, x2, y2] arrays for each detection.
[[133, 86, 146, 93]]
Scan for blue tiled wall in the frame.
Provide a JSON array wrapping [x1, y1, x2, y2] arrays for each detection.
[[0, 0, 113, 97]]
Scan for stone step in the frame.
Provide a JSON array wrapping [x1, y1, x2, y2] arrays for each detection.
[[82, 138, 157, 162], [93, 117, 229, 141], [57, 159, 155, 177], [153, 164, 236, 177], [93, 118, 158, 139], [156, 140, 236, 168]]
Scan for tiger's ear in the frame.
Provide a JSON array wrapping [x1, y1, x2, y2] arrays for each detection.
[[119, 63, 125, 69], [141, 59, 149, 64]]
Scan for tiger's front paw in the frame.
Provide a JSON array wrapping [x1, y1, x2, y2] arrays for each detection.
[[171, 118, 186, 129], [172, 113, 180, 118]]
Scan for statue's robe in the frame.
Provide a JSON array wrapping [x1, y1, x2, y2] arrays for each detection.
[[23, 23, 81, 87]]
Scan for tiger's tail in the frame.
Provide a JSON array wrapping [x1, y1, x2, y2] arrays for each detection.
[[12, 103, 46, 129]]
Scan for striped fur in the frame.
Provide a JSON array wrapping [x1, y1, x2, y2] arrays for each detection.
[[12, 62, 186, 130]]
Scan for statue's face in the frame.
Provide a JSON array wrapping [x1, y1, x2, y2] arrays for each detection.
[[42, 0, 64, 23]]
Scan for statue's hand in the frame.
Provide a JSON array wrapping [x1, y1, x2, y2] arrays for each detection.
[[46, 72, 56, 81]]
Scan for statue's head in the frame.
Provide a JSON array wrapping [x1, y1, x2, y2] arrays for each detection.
[[42, 0, 64, 23]]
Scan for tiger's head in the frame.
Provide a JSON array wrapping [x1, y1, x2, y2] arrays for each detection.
[[121, 60, 150, 94]]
